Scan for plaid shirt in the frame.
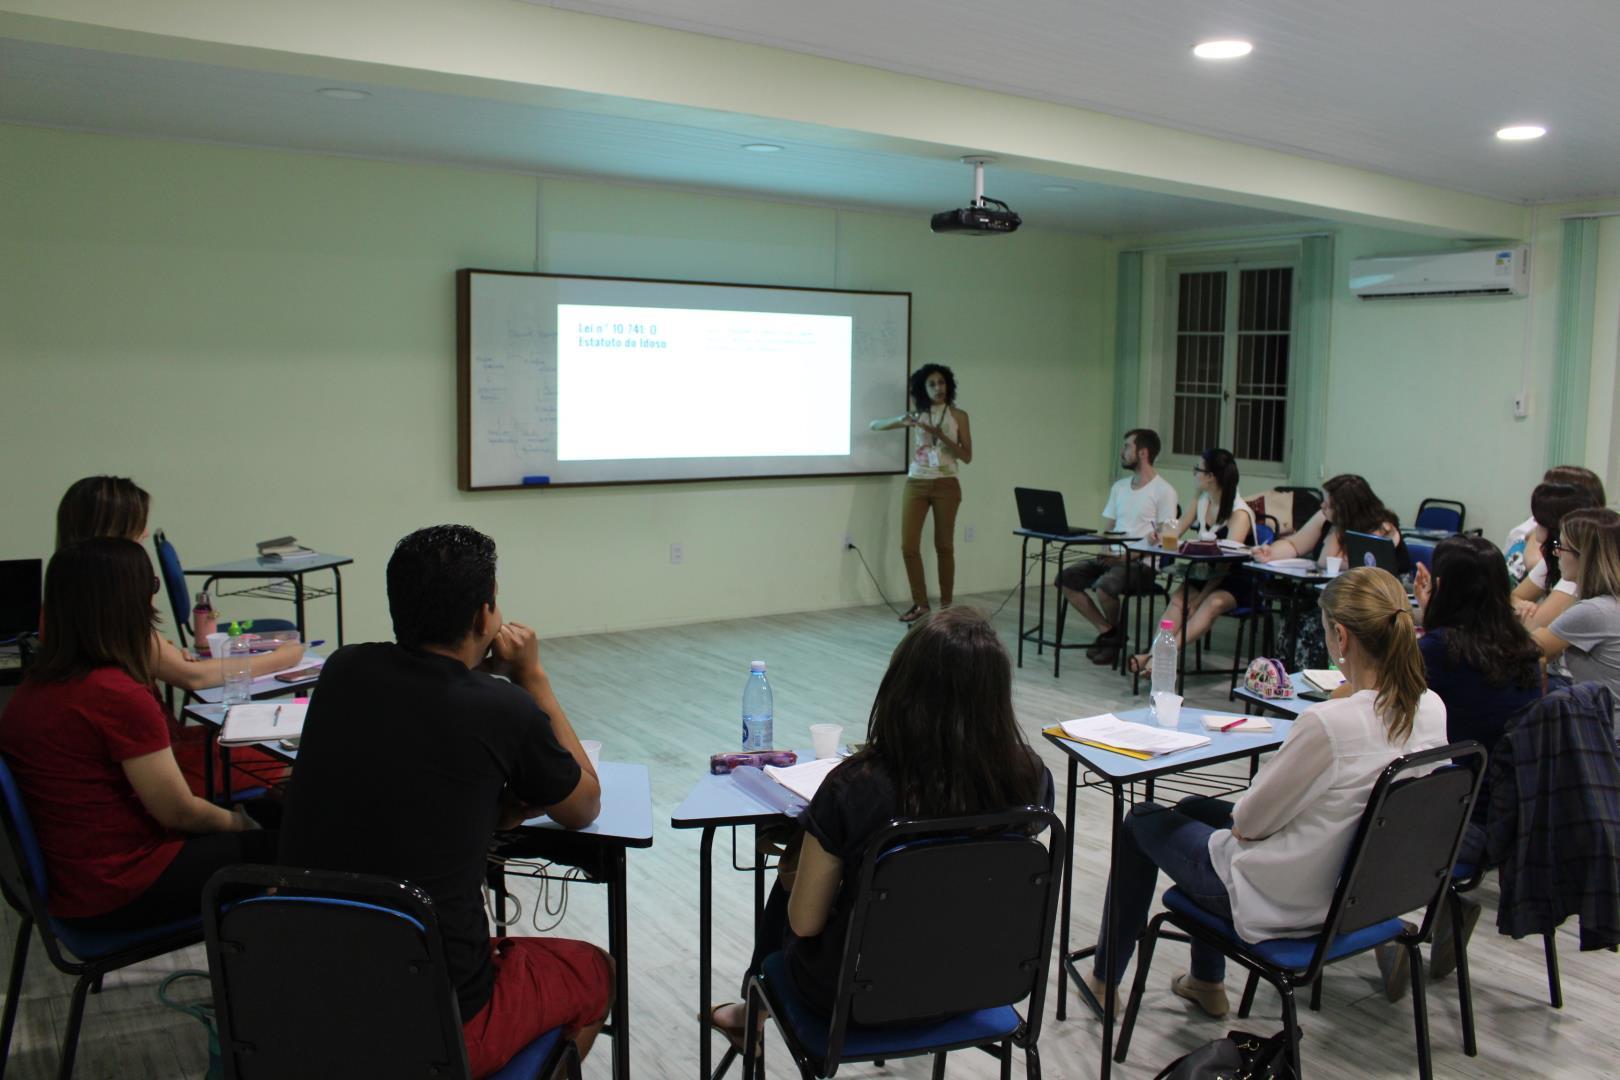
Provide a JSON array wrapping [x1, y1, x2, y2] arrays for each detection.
[[1485, 682, 1620, 949]]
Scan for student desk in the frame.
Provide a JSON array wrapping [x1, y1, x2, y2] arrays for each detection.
[[186, 553, 352, 645], [182, 704, 650, 1080], [187, 651, 323, 800], [1013, 530, 1140, 675], [1043, 707, 1291, 1080], [1118, 541, 1256, 696], [671, 767, 802, 1080], [1246, 562, 1335, 669]]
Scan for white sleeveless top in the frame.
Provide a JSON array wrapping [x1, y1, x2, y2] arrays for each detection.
[[908, 407, 960, 480], [1195, 489, 1253, 541]]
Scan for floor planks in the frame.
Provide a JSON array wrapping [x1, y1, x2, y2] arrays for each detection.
[[2, 584, 1616, 1078]]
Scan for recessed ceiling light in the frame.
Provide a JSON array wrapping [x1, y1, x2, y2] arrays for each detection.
[[1041, 184, 1075, 193], [1192, 40, 1253, 60], [741, 143, 784, 153], [316, 88, 371, 101], [1495, 125, 1547, 141]]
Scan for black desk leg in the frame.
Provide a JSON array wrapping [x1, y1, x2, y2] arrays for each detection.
[[1099, 783, 1124, 1080], [486, 863, 508, 926], [1055, 756, 1079, 1021], [220, 745, 234, 804], [291, 574, 306, 641], [203, 728, 217, 804], [607, 847, 630, 1080], [698, 827, 716, 1080], [1017, 536, 1031, 668], [332, 566, 345, 646], [1037, 538, 1049, 658]]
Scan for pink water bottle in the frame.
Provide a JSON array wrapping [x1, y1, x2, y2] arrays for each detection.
[[192, 591, 217, 649]]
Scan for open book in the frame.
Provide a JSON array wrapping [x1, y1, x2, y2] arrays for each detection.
[[220, 702, 307, 746], [1058, 714, 1211, 756], [1303, 669, 1346, 692]]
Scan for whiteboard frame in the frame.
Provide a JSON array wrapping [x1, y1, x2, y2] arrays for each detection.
[[456, 269, 912, 491]]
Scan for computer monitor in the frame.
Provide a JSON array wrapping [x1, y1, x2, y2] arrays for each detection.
[[0, 559, 43, 642]]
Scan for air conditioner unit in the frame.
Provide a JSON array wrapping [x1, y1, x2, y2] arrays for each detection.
[[1348, 246, 1529, 300]]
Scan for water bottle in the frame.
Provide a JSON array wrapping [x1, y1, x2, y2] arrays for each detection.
[[741, 660, 774, 750], [192, 590, 217, 647], [221, 625, 253, 706], [1149, 619, 1178, 718]]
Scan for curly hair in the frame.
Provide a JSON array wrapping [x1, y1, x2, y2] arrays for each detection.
[[908, 364, 958, 412]]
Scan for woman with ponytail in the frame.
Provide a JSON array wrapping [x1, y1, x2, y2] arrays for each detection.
[[1082, 566, 1448, 1019]]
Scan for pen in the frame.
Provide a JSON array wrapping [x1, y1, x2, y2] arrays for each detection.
[[271, 705, 282, 728], [1219, 717, 1249, 732], [307, 640, 326, 648]]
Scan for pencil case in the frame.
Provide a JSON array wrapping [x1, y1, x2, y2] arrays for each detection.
[[710, 750, 798, 775]]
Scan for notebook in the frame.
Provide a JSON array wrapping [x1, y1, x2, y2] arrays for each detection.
[[1303, 669, 1346, 692], [1057, 714, 1210, 756], [220, 702, 308, 746], [1200, 715, 1274, 733], [763, 757, 844, 802]]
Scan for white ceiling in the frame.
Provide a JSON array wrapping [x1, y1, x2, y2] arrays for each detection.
[[530, 0, 1620, 204], [0, 36, 1316, 236]]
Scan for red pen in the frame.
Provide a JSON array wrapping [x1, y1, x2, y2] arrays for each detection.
[[1219, 717, 1250, 732]]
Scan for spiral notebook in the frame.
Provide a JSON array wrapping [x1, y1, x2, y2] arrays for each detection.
[[220, 702, 307, 746]]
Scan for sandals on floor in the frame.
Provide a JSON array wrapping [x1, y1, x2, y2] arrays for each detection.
[[897, 604, 931, 623], [1127, 654, 1153, 676], [702, 1004, 759, 1056]]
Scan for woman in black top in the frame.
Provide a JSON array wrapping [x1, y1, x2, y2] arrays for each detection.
[[705, 607, 1049, 1048]]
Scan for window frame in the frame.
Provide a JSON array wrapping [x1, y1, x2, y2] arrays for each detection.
[[1156, 252, 1301, 483]]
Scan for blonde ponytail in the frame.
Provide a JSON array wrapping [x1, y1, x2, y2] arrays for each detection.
[[1320, 567, 1426, 743]]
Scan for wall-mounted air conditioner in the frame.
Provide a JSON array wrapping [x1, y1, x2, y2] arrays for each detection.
[[1348, 246, 1529, 300]]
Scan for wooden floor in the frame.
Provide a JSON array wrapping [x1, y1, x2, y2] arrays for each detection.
[[2, 588, 1617, 1078]]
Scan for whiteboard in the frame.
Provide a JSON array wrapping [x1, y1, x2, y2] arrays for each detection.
[[457, 271, 910, 489]]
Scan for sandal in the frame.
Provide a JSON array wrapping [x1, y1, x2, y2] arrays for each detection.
[[701, 1003, 762, 1056], [1127, 654, 1153, 676], [897, 604, 931, 623]]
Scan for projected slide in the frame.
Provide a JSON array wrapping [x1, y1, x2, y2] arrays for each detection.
[[459, 270, 909, 489], [558, 305, 852, 461]]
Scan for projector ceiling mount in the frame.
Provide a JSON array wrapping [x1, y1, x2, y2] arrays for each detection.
[[931, 156, 1022, 236]]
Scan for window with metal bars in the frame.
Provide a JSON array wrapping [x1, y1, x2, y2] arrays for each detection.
[[1169, 265, 1294, 467]]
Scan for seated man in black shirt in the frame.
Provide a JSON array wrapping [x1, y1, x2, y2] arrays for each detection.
[[278, 525, 609, 1077]]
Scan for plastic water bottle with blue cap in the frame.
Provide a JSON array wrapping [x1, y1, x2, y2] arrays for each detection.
[[741, 661, 774, 750]]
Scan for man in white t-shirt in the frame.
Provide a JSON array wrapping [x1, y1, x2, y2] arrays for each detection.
[[1058, 428, 1180, 664]]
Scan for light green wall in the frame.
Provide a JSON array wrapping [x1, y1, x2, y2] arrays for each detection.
[[0, 124, 1112, 642]]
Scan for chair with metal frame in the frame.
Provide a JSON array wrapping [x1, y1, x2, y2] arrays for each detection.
[[741, 808, 1064, 1080], [1274, 486, 1323, 532], [151, 530, 296, 651], [1112, 742, 1486, 1080], [203, 864, 579, 1080], [0, 758, 205, 1080], [1414, 499, 1466, 535]]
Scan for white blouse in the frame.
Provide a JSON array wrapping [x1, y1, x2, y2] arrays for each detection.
[[1207, 689, 1448, 942]]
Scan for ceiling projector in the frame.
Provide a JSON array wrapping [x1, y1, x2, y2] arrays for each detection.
[[931, 157, 1022, 236]]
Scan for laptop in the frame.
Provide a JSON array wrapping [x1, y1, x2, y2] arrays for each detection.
[[0, 558, 43, 643], [1013, 488, 1094, 537], [1341, 531, 1399, 574]]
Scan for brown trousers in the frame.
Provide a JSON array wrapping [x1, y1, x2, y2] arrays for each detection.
[[900, 477, 962, 607]]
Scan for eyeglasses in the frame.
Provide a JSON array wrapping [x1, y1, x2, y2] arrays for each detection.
[[1192, 466, 1210, 476], [1550, 538, 1579, 557]]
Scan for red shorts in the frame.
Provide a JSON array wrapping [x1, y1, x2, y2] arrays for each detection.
[[462, 936, 613, 1080]]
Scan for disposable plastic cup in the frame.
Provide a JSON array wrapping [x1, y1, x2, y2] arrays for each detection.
[[1325, 556, 1344, 577], [204, 632, 229, 659], [581, 740, 602, 770], [1152, 691, 1183, 729], [1161, 533, 1180, 552], [810, 723, 844, 759]]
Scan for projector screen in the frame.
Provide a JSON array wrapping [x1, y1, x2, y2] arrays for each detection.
[[458, 270, 910, 489]]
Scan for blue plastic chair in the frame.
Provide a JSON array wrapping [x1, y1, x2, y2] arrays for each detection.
[[1113, 743, 1486, 1080], [0, 758, 205, 1079], [742, 808, 1063, 1079], [1414, 499, 1466, 535], [202, 865, 579, 1080]]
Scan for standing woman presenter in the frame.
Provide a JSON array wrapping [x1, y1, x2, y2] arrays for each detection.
[[871, 364, 973, 623]]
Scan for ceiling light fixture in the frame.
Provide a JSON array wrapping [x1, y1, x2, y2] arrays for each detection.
[[1495, 125, 1547, 141], [1192, 40, 1253, 60], [741, 143, 784, 153], [315, 88, 371, 101]]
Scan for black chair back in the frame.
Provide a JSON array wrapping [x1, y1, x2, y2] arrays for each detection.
[[1275, 486, 1322, 529], [822, 808, 1063, 1061], [1314, 743, 1486, 963], [1415, 499, 1466, 533], [203, 865, 476, 1080]]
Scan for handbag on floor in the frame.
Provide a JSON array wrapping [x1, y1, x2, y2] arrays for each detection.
[[1154, 1029, 1296, 1080]]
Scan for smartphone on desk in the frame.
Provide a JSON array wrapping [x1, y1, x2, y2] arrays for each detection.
[[1298, 689, 1332, 702], [274, 665, 323, 683]]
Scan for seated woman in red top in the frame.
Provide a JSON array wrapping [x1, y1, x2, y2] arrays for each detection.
[[0, 538, 276, 929]]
